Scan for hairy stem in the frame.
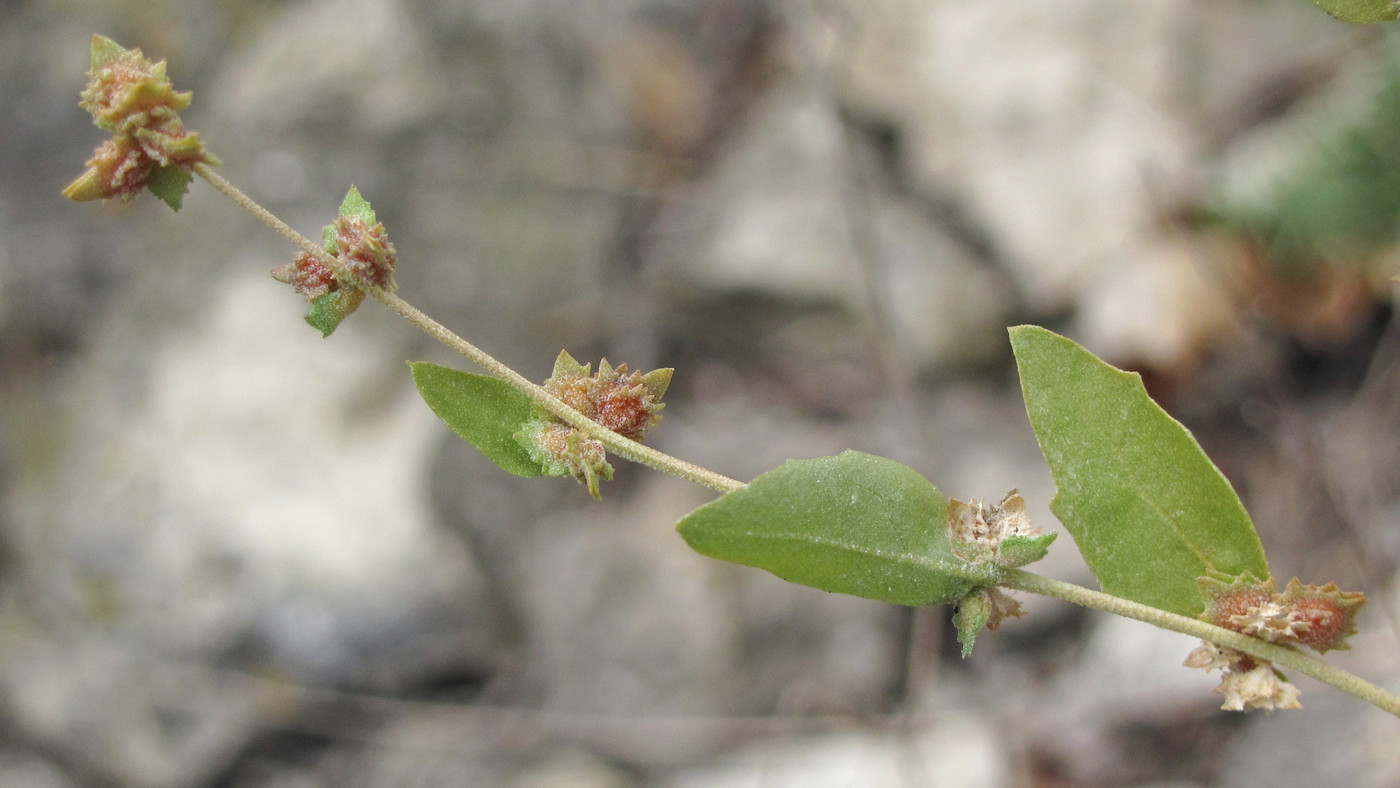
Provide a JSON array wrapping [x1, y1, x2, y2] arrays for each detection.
[[1001, 568, 1400, 718], [194, 164, 745, 494]]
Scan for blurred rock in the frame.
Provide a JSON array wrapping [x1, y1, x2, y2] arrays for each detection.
[[663, 715, 1008, 788], [657, 77, 858, 304], [1216, 690, 1400, 788], [1, 269, 502, 783], [831, 0, 1255, 367], [0, 751, 76, 788]]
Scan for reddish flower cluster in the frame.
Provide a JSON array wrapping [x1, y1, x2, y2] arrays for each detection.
[[273, 252, 339, 300], [515, 351, 673, 499], [64, 35, 215, 203], [542, 353, 672, 442], [331, 214, 397, 291]]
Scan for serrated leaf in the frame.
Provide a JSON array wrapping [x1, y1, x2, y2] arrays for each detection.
[[147, 163, 191, 210], [1312, 0, 1399, 23], [1010, 326, 1270, 618], [677, 451, 996, 606], [409, 362, 546, 477]]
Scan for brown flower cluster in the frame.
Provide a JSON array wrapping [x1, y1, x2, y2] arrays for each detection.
[[1199, 575, 1365, 654], [269, 188, 396, 336], [1184, 574, 1366, 712], [515, 351, 672, 499]]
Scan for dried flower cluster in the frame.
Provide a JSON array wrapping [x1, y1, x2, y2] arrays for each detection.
[[515, 351, 672, 499], [947, 490, 1055, 567], [64, 35, 215, 204], [945, 490, 1056, 656], [1183, 642, 1303, 712]]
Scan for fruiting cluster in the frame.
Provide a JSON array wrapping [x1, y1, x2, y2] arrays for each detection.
[[946, 490, 1058, 656], [63, 35, 216, 206], [1185, 574, 1366, 710], [1199, 574, 1365, 653], [516, 351, 672, 499], [271, 187, 397, 336]]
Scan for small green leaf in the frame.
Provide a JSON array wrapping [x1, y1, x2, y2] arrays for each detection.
[[953, 589, 993, 658], [339, 186, 377, 225], [303, 288, 364, 337], [997, 531, 1057, 569], [146, 163, 191, 210], [1311, 0, 1399, 23], [89, 34, 130, 70], [677, 451, 995, 606], [409, 362, 545, 477], [1010, 326, 1270, 618]]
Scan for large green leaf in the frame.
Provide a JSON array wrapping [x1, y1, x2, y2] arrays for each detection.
[[1010, 326, 1270, 617], [1311, 0, 1398, 23], [677, 451, 996, 606], [409, 362, 545, 477]]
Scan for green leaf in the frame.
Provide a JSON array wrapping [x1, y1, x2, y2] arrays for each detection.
[[677, 451, 995, 606], [146, 163, 191, 211], [339, 186, 377, 225], [303, 288, 364, 337], [409, 362, 546, 477], [320, 187, 379, 253], [1311, 0, 1399, 23], [997, 532, 1057, 569], [89, 34, 130, 70], [952, 588, 993, 658], [1010, 325, 1270, 618]]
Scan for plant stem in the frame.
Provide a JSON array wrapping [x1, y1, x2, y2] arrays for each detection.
[[195, 162, 1399, 718], [1000, 568, 1400, 718], [193, 164, 745, 494], [195, 164, 328, 262]]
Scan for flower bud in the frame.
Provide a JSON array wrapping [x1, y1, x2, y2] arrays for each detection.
[[271, 252, 339, 300], [79, 35, 191, 134]]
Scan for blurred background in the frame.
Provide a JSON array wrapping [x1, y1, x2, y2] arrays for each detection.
[[3, 0, 1400, 785]]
